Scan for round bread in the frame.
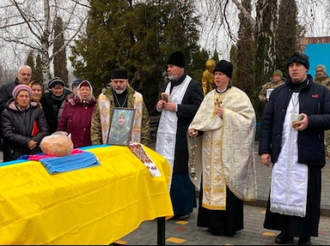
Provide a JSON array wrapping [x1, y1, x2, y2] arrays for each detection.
[[40, 133, 73, 157]]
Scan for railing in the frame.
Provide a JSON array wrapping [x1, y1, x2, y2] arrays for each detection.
[[149, 115, 160, 142]]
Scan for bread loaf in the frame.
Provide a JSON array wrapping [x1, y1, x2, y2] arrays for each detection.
[[40, 131, 73, 156]]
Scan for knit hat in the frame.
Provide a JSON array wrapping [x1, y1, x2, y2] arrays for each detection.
[[316, 64, 326, 72], [48, 77, 65, 89], [111, 69, 128, 80], [273, 70, 283, 77], [167, 51, 185, 68], [287, 52, 309, 70], [12, 84, 33, 99], [213, 60, 233, 78], [71, 78, 83, 89]]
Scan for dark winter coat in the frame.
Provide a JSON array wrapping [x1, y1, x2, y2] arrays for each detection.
[[0, 78, 19, 116], [40, 89, 72, 134], [258, 74, 330, 167], [57, 96, 96, 148], [1, 99, 49, 162]]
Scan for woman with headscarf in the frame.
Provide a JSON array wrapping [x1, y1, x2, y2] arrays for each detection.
[[40, 77, 72, 134], [1, 84, 49, 162], [57, 80, 96, 148]]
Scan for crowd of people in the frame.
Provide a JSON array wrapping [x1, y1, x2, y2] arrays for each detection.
[[0, 51, 329, 246]]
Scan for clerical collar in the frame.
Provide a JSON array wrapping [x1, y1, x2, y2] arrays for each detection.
[[215, 80, 232, 94]]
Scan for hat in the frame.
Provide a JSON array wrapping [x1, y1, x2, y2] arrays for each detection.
[[12, 84, 33, 99], [273, 70, 283, 77], [71, 78, 83, 89], [213, 60, 233, 78], [287, 52, 309, 70], [167, 51, 185, 68], [316, 64, 326, 72], [48, 77, 65, 89], [111, 69, 128, 80]]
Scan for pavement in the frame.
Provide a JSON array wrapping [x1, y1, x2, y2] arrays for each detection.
[[115, 141, 330, 245], [2, 142, 330, 245]]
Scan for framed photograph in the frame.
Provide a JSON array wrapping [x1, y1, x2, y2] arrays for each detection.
[[107, 108, 135, 146]]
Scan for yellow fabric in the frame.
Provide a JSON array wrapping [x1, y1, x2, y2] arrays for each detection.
[[0, 145, 173, 245]]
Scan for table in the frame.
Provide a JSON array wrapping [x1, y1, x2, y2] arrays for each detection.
[[0, 145, 173, 245]]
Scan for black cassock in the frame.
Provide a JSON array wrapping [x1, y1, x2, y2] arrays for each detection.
[[197, 181, 244, 236]]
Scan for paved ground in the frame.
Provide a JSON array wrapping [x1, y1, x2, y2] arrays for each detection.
[[116, 204, 330, 245], [112, 142, 330, 245]]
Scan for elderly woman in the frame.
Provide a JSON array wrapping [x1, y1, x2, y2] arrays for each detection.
[[40, 77, 72, 134], [1, 84, 49, 162], [57, 80, 96, 148]]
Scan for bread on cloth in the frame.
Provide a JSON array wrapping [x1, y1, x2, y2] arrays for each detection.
[[40, 131, 73, 157]]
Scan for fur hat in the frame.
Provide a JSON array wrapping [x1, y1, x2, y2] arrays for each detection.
[[12, 84, 33, 99], [71, 78, 83, 89], [111, 69, 128, 80], [316, 64, 326, 73], [287, 52, 309, 70], [213, 60, 233, 78], [48, 77, 65, 89], [167, 51, 185, 68], [273, 70, 283, 78]]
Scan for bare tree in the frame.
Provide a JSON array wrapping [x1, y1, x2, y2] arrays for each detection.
[[198, 0, 329, 57], [0, 0, 89, 87]]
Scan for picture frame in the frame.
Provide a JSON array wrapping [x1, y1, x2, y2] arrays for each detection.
[[107, 108, 135, 146]]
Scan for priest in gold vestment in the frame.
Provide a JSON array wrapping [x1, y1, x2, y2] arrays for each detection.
[[188, 60, 257, 236]]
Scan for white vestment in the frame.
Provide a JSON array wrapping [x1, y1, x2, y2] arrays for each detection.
[[156, 76, 192, 188], [270, 92, 308, 217], [189, 87, 257, 210]]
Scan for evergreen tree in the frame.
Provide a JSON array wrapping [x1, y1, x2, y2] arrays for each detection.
[[234, 0, 255, 105], [254, 0, 278, 121], [53, 17, 69, 87], [275, 0, 301, 78], [70, 0, 132, 95], [70, 0, 204, 114]]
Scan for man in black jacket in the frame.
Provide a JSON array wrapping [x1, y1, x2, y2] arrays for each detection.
[[258, 52, 330, 246], [0, 65, 32, 151]]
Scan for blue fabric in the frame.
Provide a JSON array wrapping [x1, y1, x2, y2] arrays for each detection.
[[18, 151, 100, 174], [0, 159, 29, 167], [43, 151, 100, 174]]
